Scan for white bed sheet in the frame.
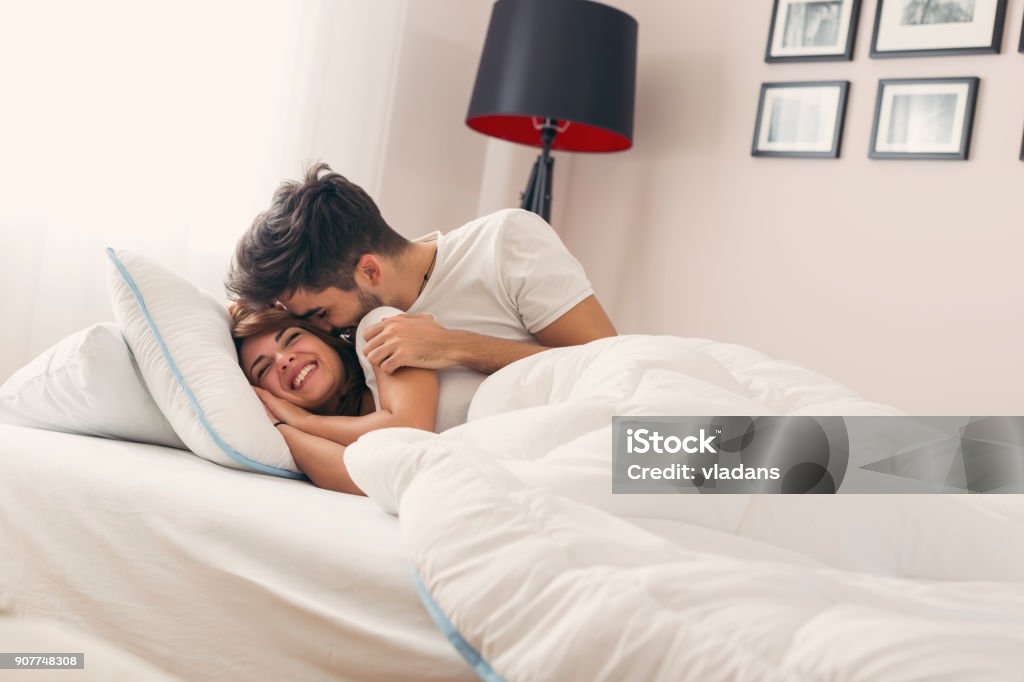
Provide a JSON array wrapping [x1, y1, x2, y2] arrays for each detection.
[[0, 425, 474, 682]]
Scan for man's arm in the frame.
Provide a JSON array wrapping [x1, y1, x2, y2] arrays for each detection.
[[531, 295, 617, 348], [362, 295, 617, 375]]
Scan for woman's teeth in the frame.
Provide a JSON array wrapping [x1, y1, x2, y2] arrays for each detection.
[[292, 362, 316, 389]]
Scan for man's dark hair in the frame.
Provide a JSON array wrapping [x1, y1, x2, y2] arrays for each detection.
[[225, 163, 408, 305]]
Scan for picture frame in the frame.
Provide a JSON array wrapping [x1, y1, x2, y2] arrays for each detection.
[[1020, 10, 1024, 52], [870, 0, 1007, 58], [868, 77, 979, 160], [752, 81, 850, 158], [765, 0, 862, 62]]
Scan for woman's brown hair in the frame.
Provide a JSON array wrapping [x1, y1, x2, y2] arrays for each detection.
[[230, 305, 365, 417]]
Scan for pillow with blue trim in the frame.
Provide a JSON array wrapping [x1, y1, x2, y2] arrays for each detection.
[[106, 248, 303, 478]]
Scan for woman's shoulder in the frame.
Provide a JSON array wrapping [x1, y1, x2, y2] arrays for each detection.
[[355, 306, 405, 353]]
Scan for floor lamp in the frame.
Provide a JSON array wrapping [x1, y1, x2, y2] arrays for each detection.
[[466, 0, 638, 224]]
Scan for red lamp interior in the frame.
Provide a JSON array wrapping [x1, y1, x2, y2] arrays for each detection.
[[466, 115, 632, 153]]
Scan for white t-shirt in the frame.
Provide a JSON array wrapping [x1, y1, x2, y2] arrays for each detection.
[[357, 209, 593, 431], [357, 306, 483, 433]]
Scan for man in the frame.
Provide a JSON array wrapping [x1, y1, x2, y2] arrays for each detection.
[[226, 163, 616, 410]]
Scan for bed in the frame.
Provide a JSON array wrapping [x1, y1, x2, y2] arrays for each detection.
[[0, 425, 475, 682], [3, 334, 1023, 681]]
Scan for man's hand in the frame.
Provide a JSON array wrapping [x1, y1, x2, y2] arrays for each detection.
[[362, 313, 457, 374], [254, 386, 313, 430]]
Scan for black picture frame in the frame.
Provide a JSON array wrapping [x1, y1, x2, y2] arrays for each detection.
[[868, 77, 979, 160], [870, 0, 1007, 58], [765, 0, 862, 62], [752, 81, 850, 158], [1020, 10, 1024, 52]]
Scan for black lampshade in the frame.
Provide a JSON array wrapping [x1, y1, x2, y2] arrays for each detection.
[[466, 0, 638, 153]]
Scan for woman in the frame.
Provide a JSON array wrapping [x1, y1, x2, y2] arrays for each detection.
[[232, 305, 439, 495]]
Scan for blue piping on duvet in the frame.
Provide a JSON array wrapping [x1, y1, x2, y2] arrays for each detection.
[[411, 567, 507, 682], [106, 247, 307, 480]]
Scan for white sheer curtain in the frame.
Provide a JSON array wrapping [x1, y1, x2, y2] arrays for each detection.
[[0, 0, 406, 382]]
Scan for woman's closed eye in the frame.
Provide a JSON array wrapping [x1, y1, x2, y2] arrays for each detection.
[[255, 331, 302, 382]]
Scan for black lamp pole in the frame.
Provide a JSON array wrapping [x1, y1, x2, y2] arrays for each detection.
[[520, 119, 557, 222]]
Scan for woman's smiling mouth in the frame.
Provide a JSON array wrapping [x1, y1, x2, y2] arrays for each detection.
[[291, 361, 318, 389]]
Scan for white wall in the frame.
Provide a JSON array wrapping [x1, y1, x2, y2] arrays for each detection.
[[373, 1, 496, 236], [553, 0, 1024, 414]]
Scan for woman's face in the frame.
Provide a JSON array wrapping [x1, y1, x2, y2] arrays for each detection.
[[239, 327, 345, 411]]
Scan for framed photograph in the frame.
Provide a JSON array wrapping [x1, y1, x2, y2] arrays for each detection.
[[870, 0, 1007, 57], [752, 81, 849, 158], [765, 0, 862, 61], [869, 78, 979, 160]]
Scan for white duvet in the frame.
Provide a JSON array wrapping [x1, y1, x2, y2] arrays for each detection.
[[345, 335, 1024, 681]]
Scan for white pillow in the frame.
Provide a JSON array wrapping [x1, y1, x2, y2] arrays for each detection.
[[0, 322, 186, 449], [105, 248, 302, 478]]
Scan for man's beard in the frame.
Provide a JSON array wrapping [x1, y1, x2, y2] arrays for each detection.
[[357, 289, 383, 318], [332, 289, 383, 338]]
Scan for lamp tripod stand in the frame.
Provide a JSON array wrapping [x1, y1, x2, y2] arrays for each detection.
[[519, 119, 558, 223]]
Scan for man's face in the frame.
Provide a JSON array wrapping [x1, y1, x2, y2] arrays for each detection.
[[277, 286, 383, 336]]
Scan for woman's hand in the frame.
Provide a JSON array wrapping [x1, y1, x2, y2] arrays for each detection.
[[254, 387, 313, 431], [259, 398, 278, 423]]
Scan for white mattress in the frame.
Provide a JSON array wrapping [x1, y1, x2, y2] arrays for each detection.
[[0, 425, 474, 682]]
